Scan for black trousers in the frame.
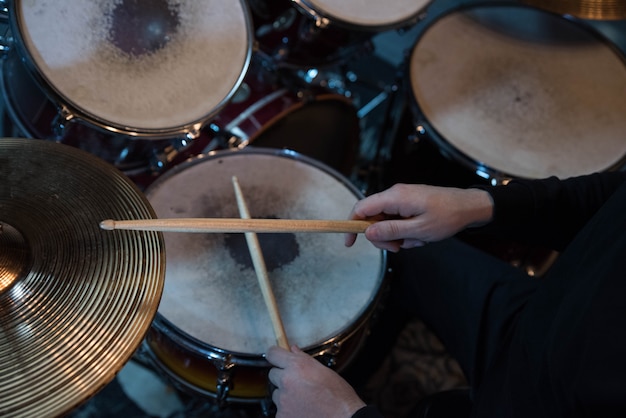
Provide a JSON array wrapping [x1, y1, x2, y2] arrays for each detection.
[[389, 238, 540, 393]]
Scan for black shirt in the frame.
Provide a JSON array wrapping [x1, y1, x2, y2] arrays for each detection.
[[353, 171, 626, 418]]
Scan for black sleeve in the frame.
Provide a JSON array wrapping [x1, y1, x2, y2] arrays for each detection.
[[473, 171, 626, 251], [351, 405, 384, 418]]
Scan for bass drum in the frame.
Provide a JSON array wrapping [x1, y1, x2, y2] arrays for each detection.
[[1, 0, 252, 175], [143, 149, 387, 404], [406, 3, 626, 184], [184, 58, 361, 179]]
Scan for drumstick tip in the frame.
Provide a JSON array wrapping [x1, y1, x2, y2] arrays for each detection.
[[100, 220, 115, 230]]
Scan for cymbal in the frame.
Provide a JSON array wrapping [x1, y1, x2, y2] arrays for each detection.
[[520, 0, 626, 20], [0, 139, 165, 417]]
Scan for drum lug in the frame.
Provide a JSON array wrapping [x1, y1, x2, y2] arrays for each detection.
[[0, 1, 8, 20], [0, 5, 12, 54], [185, 125, 202, 142], [293, 0, 330, 28], [318, 342, 342, 368], [409, 124, 427, 144], [0, 33, 10, 54], [215, 356, 235, 407], [150, 137, 192, 172], [227, 134, 248, 150], [51, 106, 75, 139]]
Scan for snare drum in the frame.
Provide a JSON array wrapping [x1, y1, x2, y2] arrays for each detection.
[[144, 149, 386, 403], [407, 4, 626, 183], [251, 0, 431, 68], [1, 0, 252, 172]]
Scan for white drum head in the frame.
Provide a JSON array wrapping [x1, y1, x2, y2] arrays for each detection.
[[146, 150, 384, 355], [410, 5, 626, 179], [303, 0, 430, 28], [17, 0, 250, 132]]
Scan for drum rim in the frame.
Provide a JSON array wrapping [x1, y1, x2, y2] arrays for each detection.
[[293, 0, 430, 31], [148, 147, 364, 203], [6, 0, 254, 139], [406, 1, 626, 183], [144, 147, 387, 359]]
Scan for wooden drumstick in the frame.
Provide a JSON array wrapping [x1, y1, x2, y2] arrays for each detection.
[[99, 218, 373, 234], [232, 176, 290, 349]]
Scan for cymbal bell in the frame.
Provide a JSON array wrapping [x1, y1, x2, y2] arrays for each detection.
[[520, 0, 626, 20], [0, 138, 165, 417]]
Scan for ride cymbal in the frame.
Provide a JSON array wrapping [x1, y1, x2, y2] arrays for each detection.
[[0, 138, 165, 418], [520, 0, 626, 20]]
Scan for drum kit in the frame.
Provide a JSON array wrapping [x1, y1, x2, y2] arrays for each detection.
[[1, 0, 626, 416]]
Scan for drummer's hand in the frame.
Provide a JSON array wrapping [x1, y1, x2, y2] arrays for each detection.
[[266, 345, 366, 418], [345, 184, 494, 252]]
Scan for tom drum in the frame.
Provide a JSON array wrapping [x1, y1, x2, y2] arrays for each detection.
[[250, 0, 431, 68], [407, 4, 626, 183], [143, 149, 386, 404], [1, 0, 252, 174]]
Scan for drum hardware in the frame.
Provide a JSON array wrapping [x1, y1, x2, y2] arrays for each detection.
[[353, 60, 408, 195], [0, 17, 10, 52], [293, 0, 331, 29], [318, 342, 342, 368], [148, 135, 195, 171], [0, 138, 165, 417], [215, 356, 237, 407], [253, 6, 298, 38]]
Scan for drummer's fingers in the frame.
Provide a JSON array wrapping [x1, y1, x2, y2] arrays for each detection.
[[373, 240, 403, 253], [344, 232, 358, 247], [365, 219, 404, 243], [400, 239, 427, 249], [351, 186, 412, 219], [345, 209, 389, 247], [266, 345, 293, 368], [268, 367, 284, 388]]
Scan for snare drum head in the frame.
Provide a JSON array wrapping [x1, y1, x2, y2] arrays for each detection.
[[409, 4, 626, 179], [16, 0, 251, 132], [303, 0, 430, 28], [146, 150, 384, 355]]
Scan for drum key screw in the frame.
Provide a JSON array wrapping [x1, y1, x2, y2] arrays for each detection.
[[215, 356, 235, 406], [51, 107, 74, 140], [319, 342, 342, 368]]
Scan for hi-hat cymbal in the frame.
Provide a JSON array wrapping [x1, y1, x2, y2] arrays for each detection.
[[521, 0, 626, 20], [0, 138, 165, 418]]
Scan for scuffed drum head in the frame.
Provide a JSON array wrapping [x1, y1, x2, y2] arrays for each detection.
[[16, 0, 250, 132], [409, 5, 626, 179], [146, 150, 384, 355], [304, 0, 430, 28]]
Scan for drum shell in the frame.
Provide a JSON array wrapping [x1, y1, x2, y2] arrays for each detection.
[[0, 48, 193, 174], [145, 300, 381, 401]]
